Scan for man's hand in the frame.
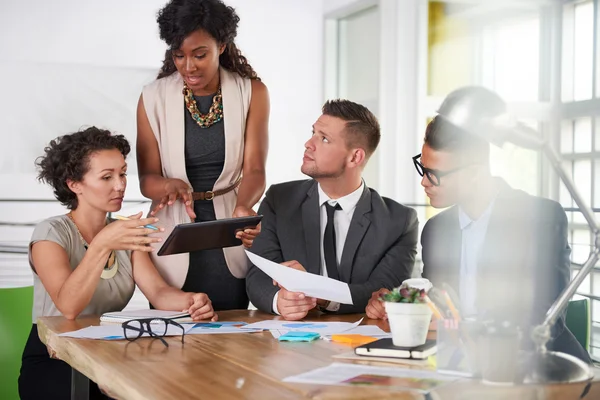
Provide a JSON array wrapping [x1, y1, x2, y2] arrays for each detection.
[[365, 288, 390, 320], [276, 287, 317, 321], [272, 260, 306, 287], [272, 260, 316, 320]]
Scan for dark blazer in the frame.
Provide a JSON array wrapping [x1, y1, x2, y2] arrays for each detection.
[[246, 179, 419, 314], [421, 178, 590, 362]]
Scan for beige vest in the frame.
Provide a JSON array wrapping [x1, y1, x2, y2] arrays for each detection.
[[142, 68, 251, 288]]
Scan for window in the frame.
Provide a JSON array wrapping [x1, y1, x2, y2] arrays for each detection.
[[325, 5, 380, 190], [425, 2, 545, 198], [560, 0, 600, 359]]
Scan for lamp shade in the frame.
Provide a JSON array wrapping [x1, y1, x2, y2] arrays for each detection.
[[437, 86, 544, 150]]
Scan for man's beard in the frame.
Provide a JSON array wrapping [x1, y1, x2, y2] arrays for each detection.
[[301, 162, 346, 179]]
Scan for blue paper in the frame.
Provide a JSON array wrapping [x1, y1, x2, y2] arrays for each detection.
[[278, 331, 320, 342]]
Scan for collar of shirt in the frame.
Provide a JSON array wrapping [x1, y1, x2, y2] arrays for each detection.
[[317, 181, 364, 214], [458, 195, 498, 230]]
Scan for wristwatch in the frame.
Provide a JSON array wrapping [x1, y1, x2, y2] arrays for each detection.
[[317, 300, 331, 312]]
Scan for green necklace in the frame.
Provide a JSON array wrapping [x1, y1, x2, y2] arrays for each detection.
[[182, 83, 223, 128]]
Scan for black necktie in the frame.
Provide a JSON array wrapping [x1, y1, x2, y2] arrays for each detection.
[[324, 202, 342, 280]]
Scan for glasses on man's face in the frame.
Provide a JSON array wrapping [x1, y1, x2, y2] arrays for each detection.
[[122, 318, 185, 347], [412, 154, 473, 187]]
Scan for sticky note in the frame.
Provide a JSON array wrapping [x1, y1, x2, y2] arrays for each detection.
[[278, 331, 320, 342]]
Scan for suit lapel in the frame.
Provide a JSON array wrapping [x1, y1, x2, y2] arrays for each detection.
[[301, 182, 322, 275], [338, 186, 372, 283]]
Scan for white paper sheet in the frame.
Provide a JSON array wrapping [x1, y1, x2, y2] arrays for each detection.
[[59, 323, 193, 340], [283, 362, 457, 393], [183, 321, 263, 335], [332, 351, 432, 367], [245, 318, 363, 337], [245, 250, 353, 304]]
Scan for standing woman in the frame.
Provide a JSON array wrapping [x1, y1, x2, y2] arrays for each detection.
[[137, 0, 269, 310]]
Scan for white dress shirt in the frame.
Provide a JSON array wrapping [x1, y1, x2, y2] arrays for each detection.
[[272, 181, 365, 314], [457, 197, 496, 317]]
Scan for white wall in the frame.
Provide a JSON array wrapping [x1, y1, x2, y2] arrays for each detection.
[[0, 0, 325, 289]]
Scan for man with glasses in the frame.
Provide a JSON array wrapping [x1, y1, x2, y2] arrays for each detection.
[[365, 115, 589, 362]]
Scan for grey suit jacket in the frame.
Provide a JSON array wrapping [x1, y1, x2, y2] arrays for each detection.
[[422, 178, 590, 362], [246, 179, 419, 314]]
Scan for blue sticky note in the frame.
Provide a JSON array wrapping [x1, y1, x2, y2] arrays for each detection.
[[193, 323, 222, 329], [104, 335, 123, 340], [278, 331, 320, 342]]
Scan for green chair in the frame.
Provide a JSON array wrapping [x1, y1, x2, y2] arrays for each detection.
[[565, 297, 590, 352], [0, 286, 34, 400]]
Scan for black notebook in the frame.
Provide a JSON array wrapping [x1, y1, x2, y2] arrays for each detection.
[[354, 338, 437, 360]]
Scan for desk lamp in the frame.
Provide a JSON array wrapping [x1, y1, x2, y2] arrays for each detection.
[[436, 86, 594, 384]]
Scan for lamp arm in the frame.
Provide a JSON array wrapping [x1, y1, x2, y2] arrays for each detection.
[[541, 142, 599, 233], [532, 141, 600, 350]]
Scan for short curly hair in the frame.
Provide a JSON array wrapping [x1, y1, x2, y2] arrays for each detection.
[[156, 0, 259, 80], [36, 127, 130, 210]]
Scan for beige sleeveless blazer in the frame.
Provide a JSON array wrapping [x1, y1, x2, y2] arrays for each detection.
[[142, 68, 251, 288]]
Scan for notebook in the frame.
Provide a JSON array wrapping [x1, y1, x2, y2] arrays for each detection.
[[355, 338, 437, 360], [100, 309, 192, 324]]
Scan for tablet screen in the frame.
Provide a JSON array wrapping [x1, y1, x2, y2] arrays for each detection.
[[157, 215, 263, 256]]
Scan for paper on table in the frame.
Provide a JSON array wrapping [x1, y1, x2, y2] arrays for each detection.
[[59, 323, 193, 340], [332, 351, 432, 367], [283, 362, 457, 393], [245, 250, 353, 304], [183, 322, 263, 335], [246, 318, 363, 337]]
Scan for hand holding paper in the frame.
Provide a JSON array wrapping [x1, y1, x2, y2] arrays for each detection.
[[245, 250, 353, 305], [273, 260, 306, 287]]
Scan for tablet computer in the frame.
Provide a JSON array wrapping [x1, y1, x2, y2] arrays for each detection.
[[157, 215, 262, 256]]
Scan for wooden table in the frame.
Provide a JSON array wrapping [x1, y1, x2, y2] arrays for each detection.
[[38, 310, 599, 400]]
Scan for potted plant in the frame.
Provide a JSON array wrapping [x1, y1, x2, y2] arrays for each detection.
[[381, 284, 433, 347]]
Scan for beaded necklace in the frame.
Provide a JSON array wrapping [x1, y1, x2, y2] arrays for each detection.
[[182, 82, 223, 128], [67, 212, 118, 280]]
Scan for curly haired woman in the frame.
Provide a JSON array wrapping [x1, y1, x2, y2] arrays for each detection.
[[19, 127, 217, 399], [137, 0, 270, 311]]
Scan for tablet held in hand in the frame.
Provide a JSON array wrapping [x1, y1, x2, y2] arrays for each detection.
[[157, 215, 262, 256]]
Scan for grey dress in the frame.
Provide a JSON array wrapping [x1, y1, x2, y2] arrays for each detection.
[[181, 93, 249, 310]]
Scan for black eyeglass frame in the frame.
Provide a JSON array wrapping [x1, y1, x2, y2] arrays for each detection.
[[412, 153, 477, 187], [121, 318, 185, 347]]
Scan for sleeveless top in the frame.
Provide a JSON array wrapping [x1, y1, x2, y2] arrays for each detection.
[[184, 94, 225, 191], [182, 94, 249, 310], [29, 215, 135, 323]]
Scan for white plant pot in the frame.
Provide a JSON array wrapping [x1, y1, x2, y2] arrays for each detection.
[[384, 302, 433, 347]]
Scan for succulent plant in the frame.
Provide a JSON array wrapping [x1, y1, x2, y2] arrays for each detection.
[[380, 283, 426, 304]]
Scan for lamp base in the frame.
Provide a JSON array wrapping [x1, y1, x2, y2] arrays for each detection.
[[516, 351, 593, 384]]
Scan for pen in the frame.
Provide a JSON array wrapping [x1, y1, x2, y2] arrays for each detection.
[[423, 294, 444, 320], [114, 215, 158, 230], [442, 290, 461, 321]]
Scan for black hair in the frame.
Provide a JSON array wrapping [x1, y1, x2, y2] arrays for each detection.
[[424, 116, 490, 162], [156, 0, 259, 80], [322, 99, 381, 157], [36, 127, 130, 210]]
